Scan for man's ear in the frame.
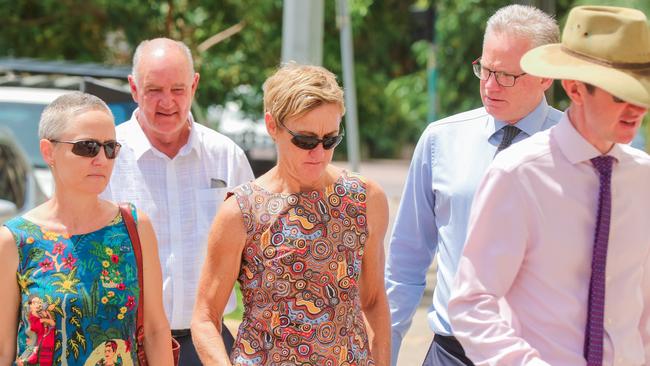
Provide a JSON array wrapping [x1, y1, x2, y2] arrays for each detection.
[[128, 75, 139, 103], [540, 77, 554, 92], [265, 112, 278, 141], [562, 79, 585, 106], [190, 72, 200, 97]]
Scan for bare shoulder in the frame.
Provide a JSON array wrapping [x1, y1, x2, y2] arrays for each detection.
[[0, 225, 15, 246], [215, 194, 245, 229], [134, 208, 153, 227], [361, 176, 387, 203], [0, 225, 18, 267], [206, 194, 247, 256], [345, 172, 387, 209]]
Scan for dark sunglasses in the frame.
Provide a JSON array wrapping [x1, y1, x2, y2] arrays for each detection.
[[280, 121, 344, 150], [49, 139, 121, 159]]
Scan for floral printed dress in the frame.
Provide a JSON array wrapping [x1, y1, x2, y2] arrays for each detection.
[[230, 170, 375, 366], [5, 204, 140, 366]]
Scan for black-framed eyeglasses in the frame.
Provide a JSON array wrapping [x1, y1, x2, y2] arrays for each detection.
[[279, 121, 344, 150], [49, 139, 121, 159], [472, 58, 527, 87]]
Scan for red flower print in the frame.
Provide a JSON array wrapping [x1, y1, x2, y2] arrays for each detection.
[[125, 339, 132, 353], [52, 242, 66, 255], [117, 283, 126, 291], [111, 254, 120, 264], [126, 295, 136, 310], [62, 253, 77, 270], [39, 258, 54, 272], [102, 269, 109, 276]]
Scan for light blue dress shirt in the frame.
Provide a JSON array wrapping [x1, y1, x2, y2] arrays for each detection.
[[385, 98, 561, 365]]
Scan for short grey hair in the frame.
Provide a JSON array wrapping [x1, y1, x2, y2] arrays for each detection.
[[39, 92, 113, 140], [131, 38, 195, 85], [485, 4, 559, 49]]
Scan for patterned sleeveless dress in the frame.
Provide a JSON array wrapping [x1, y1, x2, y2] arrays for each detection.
[[230, 170, 375, 366], [4, 204, 140, 366]]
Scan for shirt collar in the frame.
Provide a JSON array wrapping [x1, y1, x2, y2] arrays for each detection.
[[553, 111, 623, 165], [124, 108, 199, 160], [487, 97, 550, 138]]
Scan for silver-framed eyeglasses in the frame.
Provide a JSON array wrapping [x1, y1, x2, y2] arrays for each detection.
[[472, 57, 527, 87]]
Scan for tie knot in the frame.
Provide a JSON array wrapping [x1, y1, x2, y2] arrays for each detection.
[[502, 125, 521, 140], [495, 125, 522, 154], [591, 155, 614, 176]]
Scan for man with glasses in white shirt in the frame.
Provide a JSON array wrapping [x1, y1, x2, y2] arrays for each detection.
[[385, 5, 560, 366], [102, 38, 254, 365]]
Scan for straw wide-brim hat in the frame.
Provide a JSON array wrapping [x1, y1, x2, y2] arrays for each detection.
[[521, 6, 650, 108]]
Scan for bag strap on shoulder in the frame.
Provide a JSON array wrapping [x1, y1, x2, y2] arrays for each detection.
[[118, 204, 146, 363]]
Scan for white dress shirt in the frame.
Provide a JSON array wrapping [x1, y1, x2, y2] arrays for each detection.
[[448, 113, 650, 366], [102, 110, 254, 329]]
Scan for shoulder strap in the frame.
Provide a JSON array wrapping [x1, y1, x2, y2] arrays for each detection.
[[118, 204, 146, 361]]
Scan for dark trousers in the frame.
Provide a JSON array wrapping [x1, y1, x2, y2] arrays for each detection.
[[173, 323, 235, 366], [422, 334, 474, 366]]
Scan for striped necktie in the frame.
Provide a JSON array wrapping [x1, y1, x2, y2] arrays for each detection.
[[584, 155, 614, 366], [495, 125, 521, 155]]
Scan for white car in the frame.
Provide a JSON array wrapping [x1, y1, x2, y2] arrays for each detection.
[[0, 87, 70, 197], [0, 127, 46, 223]]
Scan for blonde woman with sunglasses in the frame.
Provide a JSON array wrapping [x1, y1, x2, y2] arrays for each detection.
[[192, 63, 391, 366], [0, 92, 173, 366]]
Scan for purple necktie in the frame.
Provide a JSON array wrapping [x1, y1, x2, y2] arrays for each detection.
[[584, 155, 614, 366]]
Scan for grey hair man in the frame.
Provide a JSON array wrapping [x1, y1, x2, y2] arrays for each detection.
[[101, 38, 254, 365], [449, 6, 650, 365], [385, 5, 560, 366]]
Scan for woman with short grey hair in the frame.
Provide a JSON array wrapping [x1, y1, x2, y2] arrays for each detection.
[[0, 92, 173, 365]]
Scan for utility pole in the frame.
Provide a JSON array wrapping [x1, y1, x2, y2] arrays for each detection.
[[336, 0, 361, 171], [281, 0, 361, 170], [281, 0, 324, 65]]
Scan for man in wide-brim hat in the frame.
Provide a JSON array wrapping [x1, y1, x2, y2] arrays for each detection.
[[448, 6, 650, 365]]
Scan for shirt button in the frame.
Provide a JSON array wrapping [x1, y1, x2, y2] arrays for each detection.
[[607, 318, 613, 325], [606, 275, 611, 282]]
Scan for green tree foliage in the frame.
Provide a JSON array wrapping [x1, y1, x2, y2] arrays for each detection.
[[1, 0, 648, 156], [322, 0, 429, 157], [435, 0, 509, 119], [0, 0, 430, 158]]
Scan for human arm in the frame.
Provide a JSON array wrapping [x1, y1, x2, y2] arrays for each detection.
[[384, 129, 437, 364], [360, 179, 391, 366], [0, 226, 19, 365], [448, 167, 549, 366], [191, 196, 246, 365], [136, 210, 174, 366]]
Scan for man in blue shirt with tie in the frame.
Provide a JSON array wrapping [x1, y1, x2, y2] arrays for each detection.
[[385, 5, 561, 366]]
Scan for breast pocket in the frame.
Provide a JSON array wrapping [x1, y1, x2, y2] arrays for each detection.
[[195, 187, 229, 243]]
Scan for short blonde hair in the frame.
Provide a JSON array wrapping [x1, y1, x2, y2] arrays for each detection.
[[263, 63, 345, 125]]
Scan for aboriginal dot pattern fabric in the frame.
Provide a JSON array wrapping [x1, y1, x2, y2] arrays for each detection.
[[230, 170, 375, 366]]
